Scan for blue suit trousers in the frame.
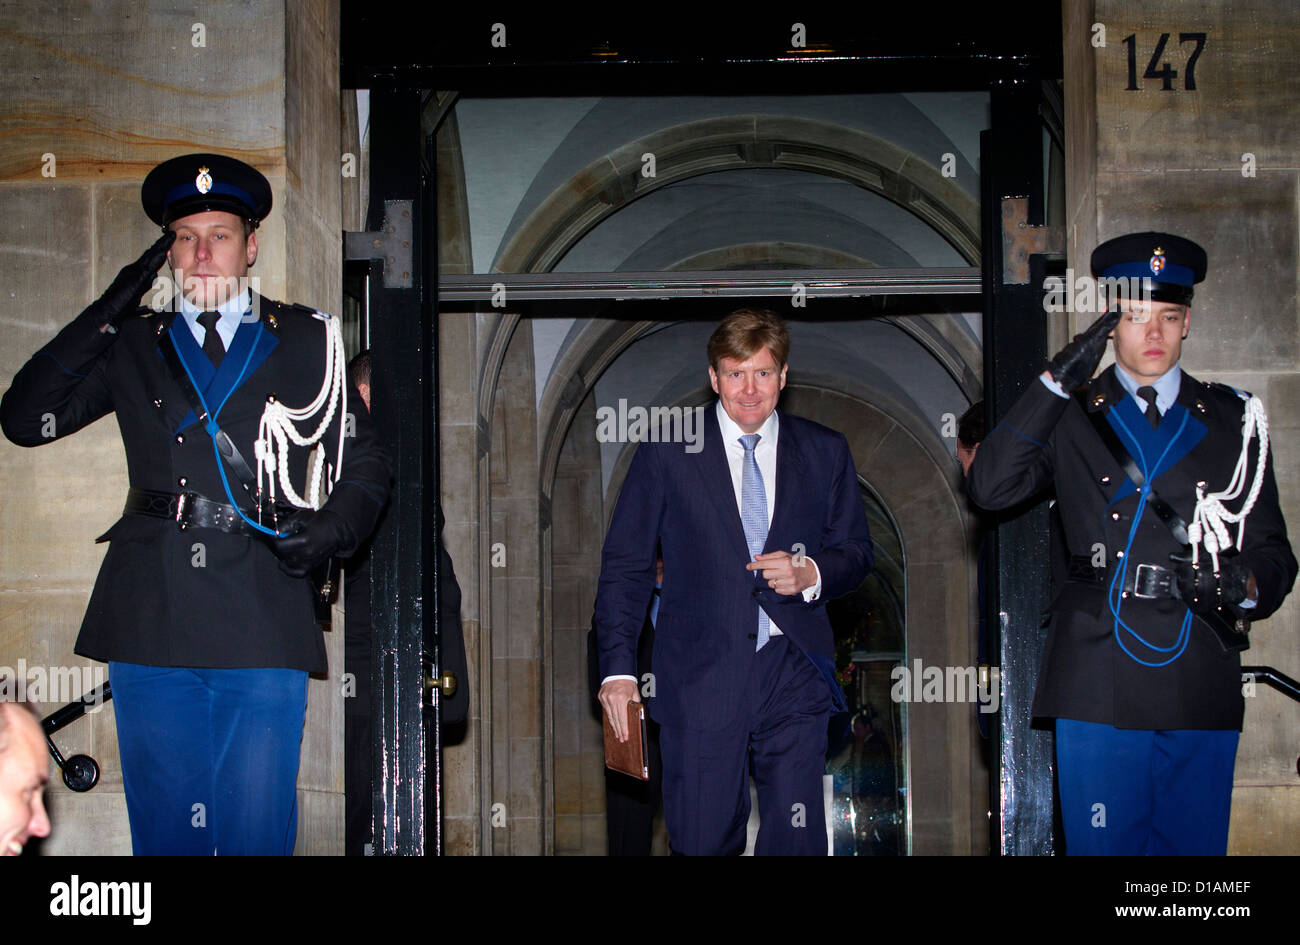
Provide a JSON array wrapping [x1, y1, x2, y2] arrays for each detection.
[[109, 662, 308, 855], [1056, 718, 1238, 855], [658, 636, 831, 855]]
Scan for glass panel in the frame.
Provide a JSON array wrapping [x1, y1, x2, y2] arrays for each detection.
[[826, 484, 906, 855]]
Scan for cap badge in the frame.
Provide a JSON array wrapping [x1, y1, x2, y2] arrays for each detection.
[[1148, 246, 1166, 276], [195, 166, 213, 195]]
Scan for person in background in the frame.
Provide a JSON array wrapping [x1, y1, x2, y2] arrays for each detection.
[[0, 683, 51, 856]]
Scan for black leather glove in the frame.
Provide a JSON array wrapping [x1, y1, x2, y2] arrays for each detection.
[[88, 231, 175, 332], [1046, 307, 1122, 391], [273, 508, 355, 578], [1170, 553, 1252, 615]]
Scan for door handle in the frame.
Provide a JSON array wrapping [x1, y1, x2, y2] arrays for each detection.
[[421, 651, 457, 708]]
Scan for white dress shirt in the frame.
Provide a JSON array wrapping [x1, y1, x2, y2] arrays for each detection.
[[601, 403, 824, 686], [713, 401, 824, 633], [178, 288, 251, 352], [1039, 361, 1180, 416]]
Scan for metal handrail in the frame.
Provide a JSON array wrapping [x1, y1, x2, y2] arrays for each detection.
[[1241, 666, 1300, 703], [41, 682, 112, 792]]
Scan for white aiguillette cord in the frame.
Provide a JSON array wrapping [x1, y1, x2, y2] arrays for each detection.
[[254, 310, 347, 511], [1188, 395, 1269, 573]]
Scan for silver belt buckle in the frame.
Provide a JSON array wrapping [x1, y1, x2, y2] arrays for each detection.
[[1134, 562, 1161, 599], [174, 492, 195, 530]]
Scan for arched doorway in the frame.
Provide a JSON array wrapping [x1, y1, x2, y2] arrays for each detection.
[[427, 85, 1060, 853]]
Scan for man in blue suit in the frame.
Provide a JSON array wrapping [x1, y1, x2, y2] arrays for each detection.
[[595, 308, 873, 855]]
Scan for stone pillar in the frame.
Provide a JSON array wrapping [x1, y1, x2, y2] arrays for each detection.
[[0, 0, 347, 855], [550, 389, 610, 855], [432, 100, 487, 855], [1065, 0, 1300, 853], [487, 319, 545, 855]]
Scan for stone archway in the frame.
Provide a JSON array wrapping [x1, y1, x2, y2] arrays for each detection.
[[493, 115, 981, 273]]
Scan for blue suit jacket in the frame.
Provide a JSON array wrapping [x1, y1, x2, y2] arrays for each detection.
[[595, 406, 873, 732]]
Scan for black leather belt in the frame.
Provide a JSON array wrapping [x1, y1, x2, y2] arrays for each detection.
[[124, 487, 292, 537], [1067, 554, 1180, 599]]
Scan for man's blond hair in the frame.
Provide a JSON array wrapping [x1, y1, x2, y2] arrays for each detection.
[[707, 308, 790, 370]]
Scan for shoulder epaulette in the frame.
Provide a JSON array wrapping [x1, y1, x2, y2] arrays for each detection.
[[1202, 379, 1251, 402], [262, 298, 331, 322]]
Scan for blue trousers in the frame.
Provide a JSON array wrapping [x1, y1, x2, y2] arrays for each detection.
[[109, 662, 308, 856], [1056, 718, 1238, 856], [658, 635, 831, 855]]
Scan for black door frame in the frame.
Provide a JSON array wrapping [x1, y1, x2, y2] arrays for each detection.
[[345, 8, 1064, 855]]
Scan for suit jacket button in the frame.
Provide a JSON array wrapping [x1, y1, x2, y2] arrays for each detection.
[[1100, 475, 1110, 485], [153, 398, 164, 409], [175, 434, 184, 444], [1111, 512, 1121, 521], [178, 476, 187, 488]]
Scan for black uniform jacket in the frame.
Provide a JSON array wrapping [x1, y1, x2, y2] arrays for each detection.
[[0, 295, 391, 674], [969, 365, 1295, 731]]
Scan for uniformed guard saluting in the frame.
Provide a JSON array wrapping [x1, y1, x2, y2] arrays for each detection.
[[969, 231, 1296, 855], [0, 153, 391, 855]]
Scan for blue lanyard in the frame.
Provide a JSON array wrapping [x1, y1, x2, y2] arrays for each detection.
[[172, 321, 285, 539], [1105, 407, 1193, 667]]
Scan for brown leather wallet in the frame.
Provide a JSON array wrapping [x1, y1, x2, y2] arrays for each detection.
[[603, 699, 649, 780]]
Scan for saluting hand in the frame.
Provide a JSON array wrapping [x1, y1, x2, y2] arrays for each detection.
[[90, 230, 176, 333], [1046, 307, 1123, 392]]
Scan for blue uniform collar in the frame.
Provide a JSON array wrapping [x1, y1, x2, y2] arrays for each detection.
[[164, 294, 279, 432]]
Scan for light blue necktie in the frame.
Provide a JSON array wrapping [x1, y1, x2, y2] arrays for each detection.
[[739, 433, 770, 650]]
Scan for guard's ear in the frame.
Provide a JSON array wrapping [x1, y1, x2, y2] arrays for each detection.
[[245, 228, 259, 268]]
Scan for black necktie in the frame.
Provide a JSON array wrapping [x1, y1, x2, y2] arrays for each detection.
[[197, 311, 225, 369], [1137, 385, 1160, 429]]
